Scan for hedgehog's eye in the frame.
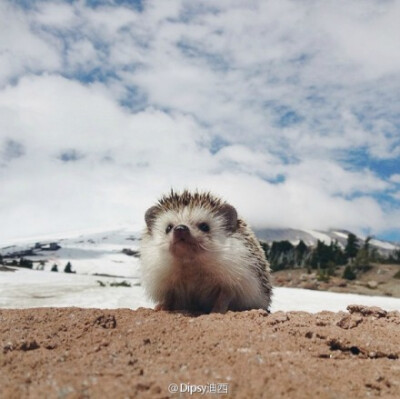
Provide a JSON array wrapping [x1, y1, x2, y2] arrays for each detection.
[[165, 224, 173, 234], [198, 222, 210, 233]]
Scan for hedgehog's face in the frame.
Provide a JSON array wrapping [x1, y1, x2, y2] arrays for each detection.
[[144, 204, 238, 261]]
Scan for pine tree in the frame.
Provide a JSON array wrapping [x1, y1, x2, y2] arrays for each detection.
[[363, 236, 372, 254], [259, 241, 270, 261], [343, 265, 356, 280], [331, 240, 346, 265], [345, 233, 359, 261], [392, 249, 400, 264], [64, 262, 75, 273], [19, 258, 33, 269], [295, 240, 309, 266], [354, 236, 372, 273], [309, 240, 334, 269], [269, 240, 295, 271]]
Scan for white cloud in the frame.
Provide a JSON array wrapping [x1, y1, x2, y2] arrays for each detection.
[[193, 172, 388, 234], [284, 160, 389, 196], [33, 1, 77, 28], [391, 192, 400, 201], [390, 174, 400, 184], [0, 0, 399, 242], [0, 2, 61, 87], [66, 39, 101, 71], [313, 1, 400, 80]]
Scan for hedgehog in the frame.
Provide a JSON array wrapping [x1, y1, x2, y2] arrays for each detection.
[[140, 190, 272, 313]]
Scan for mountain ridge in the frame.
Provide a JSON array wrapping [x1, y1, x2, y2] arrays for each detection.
[[1, 227, 398, 270]]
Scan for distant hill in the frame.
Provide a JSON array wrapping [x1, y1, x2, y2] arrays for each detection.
[[1, 227, 398, 273], [253, 228, 398, 256], [0, 228, 141, 276]]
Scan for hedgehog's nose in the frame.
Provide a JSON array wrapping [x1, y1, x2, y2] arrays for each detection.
[[174, 224, 190, 239], [174, 224, 189, 232]]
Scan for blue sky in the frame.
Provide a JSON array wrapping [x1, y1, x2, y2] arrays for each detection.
[[0, 0, 399, 243]]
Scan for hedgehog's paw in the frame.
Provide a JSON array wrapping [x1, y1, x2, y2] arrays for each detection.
[[155, 303, 170, 311], [211, 289, 233, 314]]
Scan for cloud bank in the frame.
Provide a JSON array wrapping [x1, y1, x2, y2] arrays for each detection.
[[0, 0, 399, 242]]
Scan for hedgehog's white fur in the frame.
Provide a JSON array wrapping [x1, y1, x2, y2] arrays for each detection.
[[140, 203, 269, 312]]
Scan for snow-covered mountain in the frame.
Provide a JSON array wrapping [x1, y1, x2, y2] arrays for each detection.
[[0, 228, 141, 277], [1, 227, 398, 273], [254, 228, 399, 255]]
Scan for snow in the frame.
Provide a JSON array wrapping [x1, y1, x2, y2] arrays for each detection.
[[370, 239, 397, 251], [0, 224, 142, 248], [0, 268, 151, 310], [1, 228, 400, 313], [1, 268, 400, 313], [332, 231, 349, 239], [0, 228, 142, 277], [272, 287, 400, 313], [303, 229, 333, 245]]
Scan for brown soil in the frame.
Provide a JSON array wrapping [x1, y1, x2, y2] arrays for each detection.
[[1, 306, 400, 399], [272, 263, 400, 298]]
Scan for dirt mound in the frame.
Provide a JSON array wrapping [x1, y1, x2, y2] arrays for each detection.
[[1, 306, 400, 398]]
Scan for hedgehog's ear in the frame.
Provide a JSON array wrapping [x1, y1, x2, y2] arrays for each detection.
[[145, 206, 159, 230], [218, 204, 238, 232]]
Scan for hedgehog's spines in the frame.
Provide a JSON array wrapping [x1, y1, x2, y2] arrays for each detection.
[[156, 189, 228, 216]]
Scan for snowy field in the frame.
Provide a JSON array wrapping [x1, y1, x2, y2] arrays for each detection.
[[1, 268, 400, 313], [0, 227, 142, 277], [1, 228, 400, 313]]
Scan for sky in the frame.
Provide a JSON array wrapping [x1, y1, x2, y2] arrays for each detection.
[[0, 0, 399, 243]]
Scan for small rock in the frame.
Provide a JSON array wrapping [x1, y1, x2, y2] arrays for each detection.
[[367, 280, 378, 289], [347, 305, 387, 318], [300, 274, 308, 282], [301, 282, 319, 290], [267, 312, 289, 325], [337, 315, 363, 329], [94, 314, 117, 329], [11, 340, 40, 352]]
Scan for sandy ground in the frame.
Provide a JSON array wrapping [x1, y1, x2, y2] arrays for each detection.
[[1, 306, 400, 399]]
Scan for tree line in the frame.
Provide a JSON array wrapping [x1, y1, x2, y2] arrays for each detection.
[[260, 233, 400, 280], [0, 256, 75, 274]]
